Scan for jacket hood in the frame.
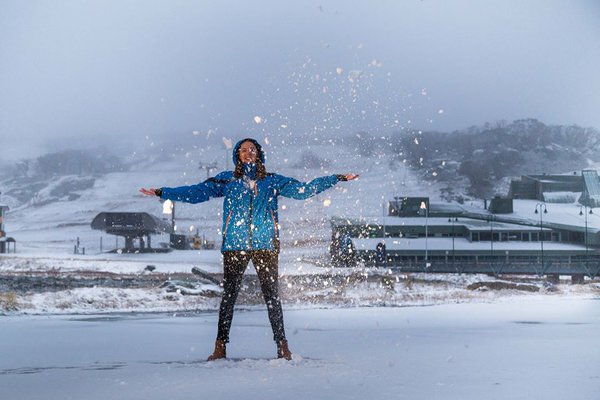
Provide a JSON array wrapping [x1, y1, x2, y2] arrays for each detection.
[[232, 138, 265, 165]]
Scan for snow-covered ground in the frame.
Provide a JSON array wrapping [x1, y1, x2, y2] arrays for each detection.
[[1, 141, 599, 400], [1, 298, 599, 400], [2, 248, 599, 314]]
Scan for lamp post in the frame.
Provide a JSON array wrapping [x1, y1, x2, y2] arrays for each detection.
[[199, 162, 218, 179], [579, 205, 593, 270], [488, 214, 496, 262], [163, 199, 175, 233], [534, 203, 548, 270], [448, 217, 458, 265], [420, 201, 428, 265], [382, 202, 386, 240]]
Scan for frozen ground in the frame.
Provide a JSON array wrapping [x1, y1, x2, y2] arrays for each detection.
[[2, 249, 599, 314], [1, 298, 599, 400], [1, 143, 600, 400]]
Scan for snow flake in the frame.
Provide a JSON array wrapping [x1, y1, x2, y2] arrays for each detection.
[[253, 116, 263, 124], [323, 199, 331, 207], [347, 70, 362, 82]]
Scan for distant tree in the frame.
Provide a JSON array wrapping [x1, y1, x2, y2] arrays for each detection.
[[292, 151, 331, 169], [31, 149, 124, 178]]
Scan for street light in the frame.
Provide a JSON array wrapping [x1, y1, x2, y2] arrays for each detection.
[[488, 214, 496, 264], [448, 217, 458, 265], [534, 203, 548, 270], [382, 201, 387, 240], [420, 201, 428, 264], [162, 199, 175, 233], [199, 162, 218, 179], [579, 205, 593, 270]]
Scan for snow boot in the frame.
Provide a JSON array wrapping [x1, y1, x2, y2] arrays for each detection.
[[207, 340, 226, 361], [277, 340, 292, 360]]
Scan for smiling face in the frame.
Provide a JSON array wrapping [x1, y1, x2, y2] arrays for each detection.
[[238, 140, 258, 164]]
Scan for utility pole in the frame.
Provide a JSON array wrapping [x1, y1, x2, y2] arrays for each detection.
[[420, 201, 428, 266], [579, 205, 593, 271], [535, 203, 548, 271]]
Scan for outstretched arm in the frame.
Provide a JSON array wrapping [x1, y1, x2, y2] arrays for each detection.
[[139, 173, 230, 204], [140, 188, 162, 196], [276, 173, 359, 200]]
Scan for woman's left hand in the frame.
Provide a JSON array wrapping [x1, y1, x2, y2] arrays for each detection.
[[337, 174, 359, 181]]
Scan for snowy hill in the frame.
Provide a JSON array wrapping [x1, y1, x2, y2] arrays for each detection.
[[1, 135, 440, 257], [394, 119, 600, 199], [2, 122, 600, 314], [2, 119, 599, 256]]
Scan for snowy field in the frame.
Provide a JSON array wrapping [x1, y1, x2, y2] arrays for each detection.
[[1, 298, 599, 400], [1, 140, 600, 400]]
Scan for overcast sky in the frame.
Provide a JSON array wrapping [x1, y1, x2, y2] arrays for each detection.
[[1, 0, 600, 159]]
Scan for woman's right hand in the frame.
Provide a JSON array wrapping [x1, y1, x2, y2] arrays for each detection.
[[140, 187, 159, 196]]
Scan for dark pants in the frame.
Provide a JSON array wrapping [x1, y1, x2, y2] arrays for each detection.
[[216, 250, 286, 343]]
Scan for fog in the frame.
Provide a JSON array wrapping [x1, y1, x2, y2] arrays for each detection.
[[1, 0, 600, 160]]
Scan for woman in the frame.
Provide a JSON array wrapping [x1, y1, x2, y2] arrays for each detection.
[[140, 138, 358, 361]]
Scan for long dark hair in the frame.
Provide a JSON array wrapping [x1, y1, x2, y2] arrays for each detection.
[[233, 157, 266, 180]]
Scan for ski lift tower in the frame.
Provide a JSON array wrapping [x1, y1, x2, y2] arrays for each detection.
[[199, 162, 218, 179], [0, 204, 8, 238], [0, 195, 13, 253], [91, 212, 171, 253], [0, 191, 7, 237]]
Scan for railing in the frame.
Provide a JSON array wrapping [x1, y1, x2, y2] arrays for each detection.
[[344, 254, 600, 278]]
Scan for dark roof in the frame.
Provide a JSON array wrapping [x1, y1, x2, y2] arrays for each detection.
[[91, 212, 171, 236]]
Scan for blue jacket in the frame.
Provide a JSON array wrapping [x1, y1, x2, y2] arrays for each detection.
[[160, 139, 340, 252]]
